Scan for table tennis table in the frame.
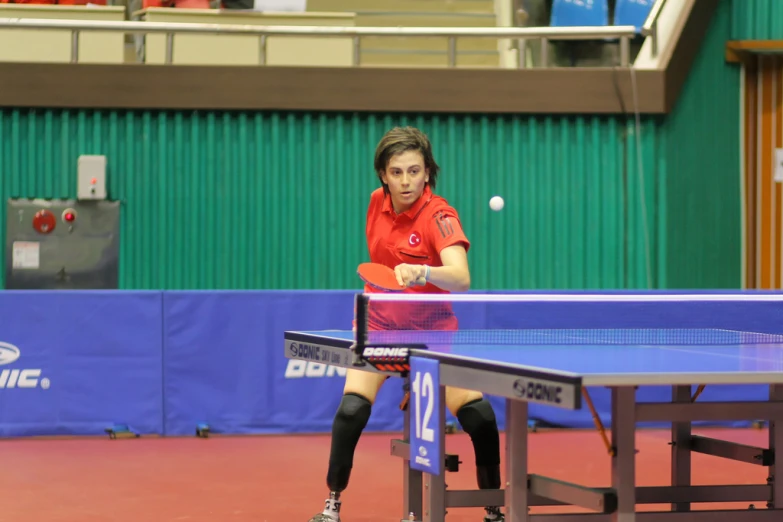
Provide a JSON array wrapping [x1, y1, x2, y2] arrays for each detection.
[[283, 293, 783, 522]]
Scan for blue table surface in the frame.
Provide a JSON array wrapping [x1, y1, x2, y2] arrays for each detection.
[[291, 329, 783, 378]]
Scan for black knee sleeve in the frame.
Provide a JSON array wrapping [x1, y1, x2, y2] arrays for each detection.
[[326, 393, 372, 492], [456, 398, 501, 490]]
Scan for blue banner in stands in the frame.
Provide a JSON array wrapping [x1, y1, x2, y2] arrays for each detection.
[[0, 291, 164, 438]]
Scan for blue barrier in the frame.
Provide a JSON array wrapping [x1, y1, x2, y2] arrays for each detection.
[[0, 291, 163, 437], [0, 290, 776, 438], [162, 291, 368, 435]]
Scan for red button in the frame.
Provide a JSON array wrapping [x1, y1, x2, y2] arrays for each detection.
[[62, 208, 77, 223], [33, 210, 56, 234]]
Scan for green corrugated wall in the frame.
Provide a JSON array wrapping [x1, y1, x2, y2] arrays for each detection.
[[0, 0, 745, 291], [661, 0, 742, 288], [731, 0, 783, 40], [0, 112, 660, 290]]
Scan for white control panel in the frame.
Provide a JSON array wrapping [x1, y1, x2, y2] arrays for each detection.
[[77, 155, 107, 201]]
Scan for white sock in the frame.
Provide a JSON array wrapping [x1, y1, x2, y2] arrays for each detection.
[[323, 498, 341, 520]]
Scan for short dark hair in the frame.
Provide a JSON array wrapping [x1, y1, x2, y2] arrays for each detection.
[[374, 127, 440, 191]]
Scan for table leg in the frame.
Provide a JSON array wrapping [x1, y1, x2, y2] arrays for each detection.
[[611, 386, 636, 522], [505, 398, 529, 522], [424, 385, 447, 522], [671, 385, 692, 512], [403, 400, 423, 520], [770, 384, 783, 509]]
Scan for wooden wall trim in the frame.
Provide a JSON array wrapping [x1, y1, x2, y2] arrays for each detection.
[[744, 58, 759, 288], [743, 56, 783, 289], [0, 62, 665, 114], [727, 40, 783, 64]]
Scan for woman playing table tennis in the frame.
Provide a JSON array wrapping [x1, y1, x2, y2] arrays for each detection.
[[310, 127, 504, 522]]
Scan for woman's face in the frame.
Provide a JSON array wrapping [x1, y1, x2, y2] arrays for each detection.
[[380, 150, 430, 214]]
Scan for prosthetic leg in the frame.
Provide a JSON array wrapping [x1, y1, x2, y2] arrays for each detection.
[[457, 398, 505, 522], [309, 393, 373, 522]]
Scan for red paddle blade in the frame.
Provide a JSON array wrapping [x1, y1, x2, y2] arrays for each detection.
[[357, 263, 404, 292]]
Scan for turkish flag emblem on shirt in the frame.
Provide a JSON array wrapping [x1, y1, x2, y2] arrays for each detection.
[[409, 232, 422, 247]]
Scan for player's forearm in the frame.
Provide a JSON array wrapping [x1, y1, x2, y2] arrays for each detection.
[[426, 265, 470, 293]]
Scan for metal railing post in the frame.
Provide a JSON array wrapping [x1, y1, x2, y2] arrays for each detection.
[[70, 30, 79, 64], [620, 35, 630, 67], [517, 38, 526, 69], [641, 0, 668, 58], [164, 32, 174, 64], [258, 34, 267, 65], [447, 36, 456, 67], [353, 36, 360, 67]]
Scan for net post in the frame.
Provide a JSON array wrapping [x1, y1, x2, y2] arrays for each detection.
[[352, 293, 369, 366]]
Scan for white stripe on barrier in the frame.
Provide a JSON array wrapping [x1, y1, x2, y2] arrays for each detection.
[[363, 293, 783, 303]]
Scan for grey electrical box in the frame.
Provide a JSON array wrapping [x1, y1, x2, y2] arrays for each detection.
[[5, 198, 120, 290], [77, 155, 107, 200]]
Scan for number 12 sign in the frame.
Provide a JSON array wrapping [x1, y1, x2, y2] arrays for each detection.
[[409, 356, 441, 476]]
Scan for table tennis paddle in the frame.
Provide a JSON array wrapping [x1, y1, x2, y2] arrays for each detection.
[[357, 262, 426, 292]]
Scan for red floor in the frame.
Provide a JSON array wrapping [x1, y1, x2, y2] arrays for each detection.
[[0, 427, 772, 522]]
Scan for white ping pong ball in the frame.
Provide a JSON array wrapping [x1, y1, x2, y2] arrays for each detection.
[[489, 196, 504, 211]]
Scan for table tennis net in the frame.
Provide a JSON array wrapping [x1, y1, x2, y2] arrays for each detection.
[[354, 293, 783, 346]]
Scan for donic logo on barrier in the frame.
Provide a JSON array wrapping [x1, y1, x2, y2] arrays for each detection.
[[0, 342, 21, 365], [0, 342, 50, 390]]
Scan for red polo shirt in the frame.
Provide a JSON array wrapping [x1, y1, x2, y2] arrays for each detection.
[[363, 185, 470, 331]]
